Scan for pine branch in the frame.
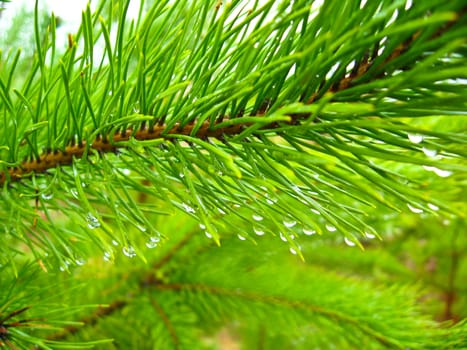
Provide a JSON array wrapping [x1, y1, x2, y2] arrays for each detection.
[[149, 297, 180, 349], [0, 8, 462, 186], [4, 215, 465, 349], [40, 225, 465, 349], [156, 282, 398, 348], [0, 263, 111, 349], [45, 228, 198, 342], [46, 300, 127, 342]]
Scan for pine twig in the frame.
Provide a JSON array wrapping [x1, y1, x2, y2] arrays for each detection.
[[0, 25, 437, 186], [149, 297, 180, 349], [46, 229, 198, 341], [2, 4, 464, 185], [46, 300, 127, 341], [157, 282, 400, 349]]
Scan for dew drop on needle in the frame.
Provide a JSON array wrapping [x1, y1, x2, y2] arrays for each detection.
[[122, 246, 136, 258], [344, 237, 356, 247], [283, 219, 297, 228], [407, 203, 423, 214], [86, 212, 101, 229], [253, 226, 265, 236], [408, 133, 423, 144], [146, 236, 160, 249], [252, 214, 264, 222]]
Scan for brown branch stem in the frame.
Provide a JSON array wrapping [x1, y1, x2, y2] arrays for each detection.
[[150, 297, 180, 349], [0, 120, 248, 185], [47, 300, 127, 341], [47, 229, 198, 341]]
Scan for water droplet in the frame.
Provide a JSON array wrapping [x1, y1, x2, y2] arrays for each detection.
[[407, 204, 423, 214], [289, 247, 298, 255], [311, 209, 321, 215], [344, 237, 356, 247], [133, 102, 140, 113], [325, 224, 336, 232], [253, 226, 265, 236], [205, 231, 213, 239], [292, 185, 301, 193], [218, 208, 226, 215], [326, 61, 341, 80], [122, 246, 136, 258], [179, 173, 185, 178], [422, 148, 437, 158], [121, 168, 131, 176], [279, 232, 288, 242], [252, 214, 263, 221], [364, 232, 376, 239], [146, 236, 160, 249], [136, 225, 147, 232], [428, 203, 439, 211], [199, 223, 206, 230], [283, 219, 297, 228], [266, 198, 277, 205], [60, 259, 71, 271], [103, 251, 112, 261], [85, 212, 101, 229], [41, 192, 53, 200], [408, 133, 423, 144], [303, 228, 316, 236], [75, 257, 85, 266], [423, 165, 452, 177], [432, 168, 452, 178], [442, 219, 450, 226], [112, 240, 119, 246], [182, 202, 196, 213], [70, 189, 79, 199], [233, 203, 241, 208], [237, 234, 247, 241]]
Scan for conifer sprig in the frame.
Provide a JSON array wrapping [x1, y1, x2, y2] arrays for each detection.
[[1, 2, 464, 186], [0, 10, 460, 186], [0, 0, 466, 270], [32, 225, 467, 349]]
